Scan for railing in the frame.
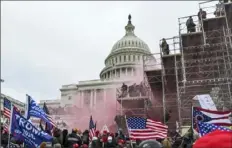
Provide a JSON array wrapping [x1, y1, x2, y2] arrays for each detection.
[[199, 1, 226, 20], [116, 82, 149, 99], [178, 15, 201, 34], [116, 108, 146, 116], [159, 36, 180, 56]]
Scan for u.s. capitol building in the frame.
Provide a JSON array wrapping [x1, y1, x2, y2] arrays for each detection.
[[41, 15, 156, 130]]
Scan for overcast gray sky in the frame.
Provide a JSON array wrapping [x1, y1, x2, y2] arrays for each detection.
[[1, 1, 202, 103]]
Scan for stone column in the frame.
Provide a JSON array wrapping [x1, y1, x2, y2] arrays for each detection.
[[120, 68, 122, 78], [125, 68, 128, 76], [81, 91, 84, 108], [94, 89, 97, 108], [103, 89, 106, 109], [90, 90, 93, 109], [115, 69, 117, 77], [132, 68, 134, 76]]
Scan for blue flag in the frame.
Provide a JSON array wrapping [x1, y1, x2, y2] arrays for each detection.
[[10, 106, 53, 148], [25, 94, 55, 128]]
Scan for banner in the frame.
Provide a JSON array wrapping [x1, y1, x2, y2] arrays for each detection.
[[10, 106, 53, 148], [101, 124, 109, 133], [193, 94, 217, 110], [25, 95, 55, 127]]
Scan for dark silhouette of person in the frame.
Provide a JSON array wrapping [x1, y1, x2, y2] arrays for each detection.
[[161, 38, 170, 55], [186, 16, 196, 33], [120, 83, 128, 98], [198, 8, 206, 20]]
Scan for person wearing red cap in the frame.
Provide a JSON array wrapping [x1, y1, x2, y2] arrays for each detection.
[[95, 130, 100, 138], [193, 130, 232, 148], [101, 130, 108, 145], [117, 139, 125, 148], [73, 143, 79, 148]]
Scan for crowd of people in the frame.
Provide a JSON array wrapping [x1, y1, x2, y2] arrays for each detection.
[[118, 83, 147, 98], [1, 124, 200, 148], [1, 126, 159, 148]]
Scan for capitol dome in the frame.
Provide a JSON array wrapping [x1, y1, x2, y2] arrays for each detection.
[[100, 15, 152, 80]]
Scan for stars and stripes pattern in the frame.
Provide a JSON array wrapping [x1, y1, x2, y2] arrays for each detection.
[[197, 121, 231, 137], [126, 117, 168, 140], [3, 122, 9, 133], [3, 97, 11, 118], [89, 116, 96, 141]]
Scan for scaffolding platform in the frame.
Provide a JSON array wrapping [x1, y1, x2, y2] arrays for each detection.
[[142, 1, 232, 133], [177, 1, 232, 127]]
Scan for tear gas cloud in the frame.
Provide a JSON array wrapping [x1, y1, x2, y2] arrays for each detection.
[[60, 59, 160, 132]]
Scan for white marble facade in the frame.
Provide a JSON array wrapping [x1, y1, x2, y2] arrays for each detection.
[[60, 81, 120, 109]]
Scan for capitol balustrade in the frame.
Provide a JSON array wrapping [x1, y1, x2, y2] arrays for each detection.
[[46, 106, 80, 115]]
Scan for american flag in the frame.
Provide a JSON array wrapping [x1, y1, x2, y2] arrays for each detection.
[[197, 121, 231, 137], [89, 116, 96, 140], [3, 97, 12, 118], [3, 122, 9, 133], [126, 117, 168, 140]]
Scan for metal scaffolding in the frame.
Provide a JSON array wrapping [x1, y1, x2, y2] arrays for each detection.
[[143, 37, 181, 130], [143, 1, 232, 131], [177, 1, 232, 126]]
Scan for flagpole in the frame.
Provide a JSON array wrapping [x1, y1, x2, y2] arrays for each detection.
[[191, 105, 194, 143], [24, 94, 29, 119], [124, 115, 133, 148], [8, 104, 14, 148]]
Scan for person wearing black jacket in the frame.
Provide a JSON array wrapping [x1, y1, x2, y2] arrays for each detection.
[[62, 129, 68, 146], [1, 130, 8, 148], [65, 129, 82, 148], [82, 130, 89, 145], [104, 136, 116, 148]]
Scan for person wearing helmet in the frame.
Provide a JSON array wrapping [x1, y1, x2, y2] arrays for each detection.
[[65, 128, 82, 148]]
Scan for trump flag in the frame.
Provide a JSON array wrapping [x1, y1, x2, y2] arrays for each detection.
[[10, 106, 53, 148], [25, 94, 56, 128]]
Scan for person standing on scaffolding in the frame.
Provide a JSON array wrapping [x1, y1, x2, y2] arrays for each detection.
[[214, 1, 225, 17], [198, 8, 206, 31], [161, 38, 170, 55], [120, 83, 128, 98], [186, 16, 196, 33]]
